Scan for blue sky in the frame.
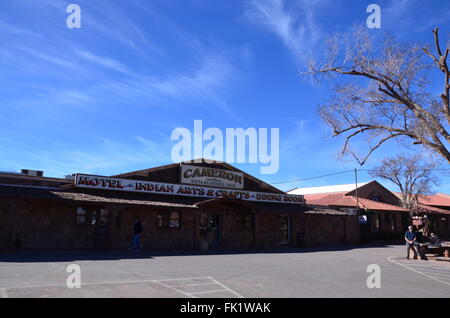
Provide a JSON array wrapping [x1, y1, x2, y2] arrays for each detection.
[[0, 0, 449, 193]]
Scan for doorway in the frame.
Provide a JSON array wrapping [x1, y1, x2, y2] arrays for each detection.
[[280, 215, 291, 245], [199, 211, 222, 249], [92, 208, 110, 251]]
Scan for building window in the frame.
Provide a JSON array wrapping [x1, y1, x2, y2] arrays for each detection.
[[236, 213, 253, 230], [157, 213, 168, 228], [76, 207, 108, 225], [369, 213, 380, 232], [76, 207, 87, 225], [157, 211, 181, 229], [98, 208, 109, 226], [280, 215, 290, 244], [388, 214, 396, 232], [169, 212, 181, 228]]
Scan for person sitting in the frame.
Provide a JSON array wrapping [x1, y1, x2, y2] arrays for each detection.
[[429, 233, 442, 248]]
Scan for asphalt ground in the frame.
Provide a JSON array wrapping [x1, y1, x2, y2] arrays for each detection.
[[0, 244, 449, 298]]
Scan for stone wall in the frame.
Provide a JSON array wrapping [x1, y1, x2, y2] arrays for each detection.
[[112, 207, 196, 250], [298, 214, 359, 247], [0, 199, 360, 251]]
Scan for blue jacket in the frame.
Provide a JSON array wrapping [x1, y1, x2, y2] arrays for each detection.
[[404, 231, 416, 242]]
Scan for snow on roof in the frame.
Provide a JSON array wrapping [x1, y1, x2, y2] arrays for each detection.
[[288, 182, 370, 195]]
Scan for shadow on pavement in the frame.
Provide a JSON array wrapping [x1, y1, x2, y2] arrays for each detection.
[[0, 243, 402, 263]]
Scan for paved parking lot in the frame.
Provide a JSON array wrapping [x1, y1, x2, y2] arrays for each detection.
[[0, 245, 449, 298]]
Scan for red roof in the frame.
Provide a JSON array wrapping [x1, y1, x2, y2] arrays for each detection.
[[303, 192, 347, 205], [355, 197, 406, 211], [417, 194, 450, 207], [414, 204, 450, 215], [305, 192, 406, 212]]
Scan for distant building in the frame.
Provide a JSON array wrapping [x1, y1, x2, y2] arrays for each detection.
[[394, 192, 450, 237], [289, 181, 450, 241]]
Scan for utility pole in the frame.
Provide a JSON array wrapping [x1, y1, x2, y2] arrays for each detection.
[[354, 168, 360, 243]]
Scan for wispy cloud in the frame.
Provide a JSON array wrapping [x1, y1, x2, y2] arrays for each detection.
[[82, 1, 162, 57], [98, 53, 239, 115], [0, 0, 251, 177], [150, 55, 235, 102], [17, 47, 77, 69], [383, 0, 450, 32], [246, 0, 327, 66], [0, 21, 42, 38], [0, 136, 172, 177], [76, 50, 131, 74]]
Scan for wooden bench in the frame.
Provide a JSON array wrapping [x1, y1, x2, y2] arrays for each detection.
[[421, 244, 450, 257]]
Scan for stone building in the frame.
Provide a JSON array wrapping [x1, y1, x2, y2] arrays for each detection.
[[289, 181, 450, 241], [405, 194, 450, 238], [0, 161, 359, 252]]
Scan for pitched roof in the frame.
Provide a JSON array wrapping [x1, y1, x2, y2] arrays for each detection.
[[303, 192, 348, 205], [304, 192, 406, 212], [0, 185, 306, 213], [0, 185, 195, 208], [53, 191, 195, 208], [348, 197, 406, 211], [417, 194, 450, 207], [113, 158, 284, 194], [393, 192, 450, 208], [288, 182, 369, 195], [414, 203, 450, 215]]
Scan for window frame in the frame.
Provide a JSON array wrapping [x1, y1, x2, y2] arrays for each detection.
[[157, 211, 182, 229], [169, 211, 181, 229], [76, 206, 88, 225], [75, 206, 109, 226], [280, 215, 291, 244]]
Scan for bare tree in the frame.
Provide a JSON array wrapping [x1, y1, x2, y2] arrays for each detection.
[[369, 154, 439, 210], [309, 27, 450, 165]]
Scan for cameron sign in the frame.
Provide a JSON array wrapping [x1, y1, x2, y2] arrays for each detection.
[[181, 165, 244, 189], [75, 174, 304, 205]]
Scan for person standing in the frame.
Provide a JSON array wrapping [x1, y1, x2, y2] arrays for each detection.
[[404, 225, 424, 260], [129, 216, 143, 252]]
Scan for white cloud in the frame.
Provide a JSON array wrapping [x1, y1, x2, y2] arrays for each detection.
[[17, 47, 77, 69], [246, 0, 326, 66], [83, 1, 162, 57], [150, 55, 234, 101], [383, 0, 450, 32], [2, 136, 172, 177], [76, 50, 131, 74], [98, 53, 239, 116], [0, 21, 42, 38]]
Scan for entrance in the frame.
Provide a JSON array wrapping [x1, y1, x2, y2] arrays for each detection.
[[199, 211, 222, 249], [92, 208, 110, 251], [280, 215, 291, 244]]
